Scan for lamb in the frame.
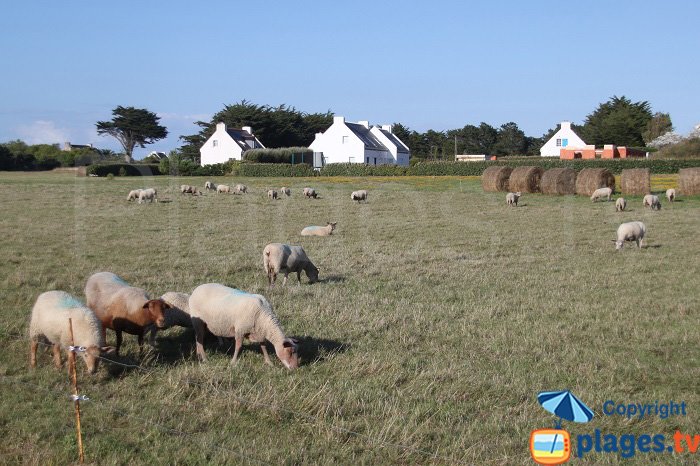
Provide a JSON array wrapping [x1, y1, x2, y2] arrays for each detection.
[[615, 197, 627, 212], [351, 190, 368, 203], [506, 191, 521, 207], [643, 194, 662, 211], [301, 222, 337, 237], [590, 187, 613, 202], [280, 187, 291, 197], [233, 184, 248, 194], [127, 189, 143, 202], [29, 291, 114, 374], [204, 181, 217, 191], [85, 272, 169, 356], [303, 187, 318, 199], [138, 188, 158, 203], [666, 188, 676, 203], [263, 243, 319, 286], [614, 221, 646, 250], [267, 189, 278, 200], [188, 283, 299, 369], [217, 184, 231, 194]]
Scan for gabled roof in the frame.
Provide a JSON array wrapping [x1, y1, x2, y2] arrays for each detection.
[[376, 128, 409, 153], [224, 128, 263, 151], [345, 123, 388, 151]]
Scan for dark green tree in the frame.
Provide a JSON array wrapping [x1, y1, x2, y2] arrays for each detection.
[[492, 122, 527, 156], [643, 112, 673, 144], [96, 106, 168, 162], [580, 96, 653, 147]]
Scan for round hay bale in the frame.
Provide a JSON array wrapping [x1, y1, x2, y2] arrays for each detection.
[[482, 166, 512, 192], [575, 168, 615, 196], [541, 168, 578, 195], [678, 167, 700, 195], [507, 166, 544, 193], [620, 168, 650, 195]]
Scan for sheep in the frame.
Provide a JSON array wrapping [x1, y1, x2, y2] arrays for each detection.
[[85, 272, 170, 356], [138, 188, 158, 204], [614, 221, 646, 250], [263, 243, 319, 286], [643, 194, 662, 211], [29, 291, 114, 374], [188, 283, 299, 369], [146, 291, 227, 346], [615, 197, 627, 212], [217, 184, 231, 194], [666, 188, 676, 203], [281, 187, 291, 197], [351, 190, 368, 203], [506, 191, 521, 207], [301, 222, 337, 237], [204, 181, 217, 192], [303, 187, 318, 199], [590, 187, 613, 202], [180, 185, 200, 195], [127, 189, 143, 202], [267, 189, 278, 200], [233, 184, 248, 194]]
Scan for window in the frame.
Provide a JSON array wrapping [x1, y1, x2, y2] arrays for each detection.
[[556, 139, 562, 147], [342, 136, 348, 144], [213, 140, 218, 147], [562, 138, 568, 147]]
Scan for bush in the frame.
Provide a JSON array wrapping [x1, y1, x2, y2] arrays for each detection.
[[86, 163, 162, 177], [243, 147, 313, 164], [231, 163, 314, 177]]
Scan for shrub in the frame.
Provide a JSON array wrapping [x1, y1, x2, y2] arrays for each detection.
[[86, 163, 162, 177], [233, 163, 314, 177], [243, 148, 313, 164]]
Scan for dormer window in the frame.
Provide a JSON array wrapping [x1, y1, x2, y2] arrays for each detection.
[[556, 139, 562, 147]]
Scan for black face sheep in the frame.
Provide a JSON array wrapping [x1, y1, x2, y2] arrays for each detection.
[[85, 272, 170, 356], [666, 189, 676, 202], [643, 194, 661, 211], [303, 187, 318, 198], [351, 190, 368, 203], [188, 284, 299, 369], [263, 243, 319, 286], [506, 191, 521, 207], [204, 181, 217, 191], [300, 222, 337, 237], [614, 221, 646, 250], [267, 189, 278, 200], [615, 197, 627, 212], [591, 187, 613, 202], [281, 187, 291, 196], [29, 291, 115, 374]]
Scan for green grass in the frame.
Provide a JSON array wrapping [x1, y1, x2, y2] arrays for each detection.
[[1, 172, 699, 465]]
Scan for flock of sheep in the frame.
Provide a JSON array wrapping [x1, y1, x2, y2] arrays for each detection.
[[504, 188, 677, 250]]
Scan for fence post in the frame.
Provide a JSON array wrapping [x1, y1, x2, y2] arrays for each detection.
[[68, 318, 85, 463]]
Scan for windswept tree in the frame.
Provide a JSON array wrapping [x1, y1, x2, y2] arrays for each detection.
[[96, 106, 168, 162], [580, 96, 653, 147]]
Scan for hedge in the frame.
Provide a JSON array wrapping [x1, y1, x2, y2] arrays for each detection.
[[231, 163, 314, 177], [86, 163, 162, 176], [243, 147, 313, 164]]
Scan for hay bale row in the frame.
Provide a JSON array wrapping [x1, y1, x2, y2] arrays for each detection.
[[678, 167, 700, 195], [482, 166, 512, 192], [575, 168, 615, 196], [621, 168, 650, 195], [508, 166, 544, 193], [541, 168, 578, 195]]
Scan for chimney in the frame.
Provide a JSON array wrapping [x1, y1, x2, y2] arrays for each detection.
[[216, 122, 226, 132], [242, 126, 252, 134], [561, 121, 572, 130], [358, 120, 369, 129], [381, 124, 392, 133], [333, 116, 345, 124]]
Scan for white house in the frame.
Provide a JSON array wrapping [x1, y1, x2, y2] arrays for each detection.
[[309, 116, 410, 166], [540, 121, 587, 157], [199, 122, 265, 166]]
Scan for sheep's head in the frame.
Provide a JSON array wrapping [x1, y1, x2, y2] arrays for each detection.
[[614, 239, 624, 250], [144, 299, 170, 328], [327, 222, 337, 232], [276, 338, 299, 370], [307, 264, 320, 283], [84, 345, 116, 374]]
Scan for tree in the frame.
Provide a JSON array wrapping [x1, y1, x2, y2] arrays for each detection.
[[96, 106, 168, 162], [643, 112, 673, 144], [492, 122, 527, 156], [580, 96, 653, 147]]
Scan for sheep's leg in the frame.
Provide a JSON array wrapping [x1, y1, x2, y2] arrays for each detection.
[[146, 325, 157, 346], [30, 340, 38, 368], [282, 273, 288, 286], [137, 332, 145, 355], [115, 330, 123, 357], [52, 344, 62, 368], [192, 318, 207, 362], [297, 271, 302, 284], [230, 337, 243, 365], [260, 344, 273, 366]]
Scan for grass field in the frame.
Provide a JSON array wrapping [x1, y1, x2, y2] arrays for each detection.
[[0, 172, 698, 465]]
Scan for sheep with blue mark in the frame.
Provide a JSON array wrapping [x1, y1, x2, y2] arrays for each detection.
[[301, 222, 337, 237]]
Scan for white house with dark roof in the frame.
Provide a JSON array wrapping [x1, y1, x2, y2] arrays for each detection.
[[540, 121, 587, 157], [309, 116, 410, 166], [199, 122, 265, 165]]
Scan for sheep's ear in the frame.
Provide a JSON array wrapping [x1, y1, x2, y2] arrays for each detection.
[[142, 302, 151, 310], [100, 346, 116, 355], [283, 338, 297, 348]]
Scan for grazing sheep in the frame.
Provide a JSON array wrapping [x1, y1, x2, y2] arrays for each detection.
[[127, 189, 143, 202], [188, 283, 299, 369], [267, 189, 278, 200], [233, 184, 248, 194], [506, 191, 521, 207], [145, 292, 192, 345], [301, 222, 337, 237], [29, 291, 114, 374], [351, 190, 368, 203], [263, 243, 319, 286], [666, 188, 676, 203], [217, 184, 231, 194], [590, 187, 613, 202], [138, 188, 158, 204], [614, 221, 646, 250], [85, 272, 169, 356], [204, 181, 217, 191], [281, 187, 291, 197], [643, 194, 662, 211], [303, 187, 318, 199], [615, 197, 627, 212], [180, 185, 200, 195]]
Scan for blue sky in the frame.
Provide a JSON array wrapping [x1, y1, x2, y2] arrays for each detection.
[[1, 1, 698, 158]]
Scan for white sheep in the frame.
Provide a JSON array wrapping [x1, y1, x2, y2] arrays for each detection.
[[301, 222, 337, 237], [614, 221, 646, 250], [303, 187, 318, 199], [29, 291, 114, 374], [127, 189, 143, 202], [233, 184, 248, 194], [180, 185, 200, 195], [666, 188, 676, 203], [263, 243, 319, 286], [351, 190, 368, 203], [281, 187, 291, 197], [146, 291, 192, 345], [85, 272, 169, 356], [506, 191, 521, 207], [188, 283, 299, 369], [138, 188, 158, 203], [615, 197, 627, 212], [217, 184, 231, 194], [267, 189, 278, 200], [205, 181, 217, 191], [643, 194, 661, 211], [590, 187, 613, 202]]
